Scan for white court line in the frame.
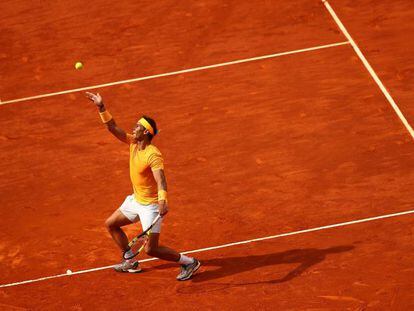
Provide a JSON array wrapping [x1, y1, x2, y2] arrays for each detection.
[[322, 0, 414, 140], [1, 208, 413, 289], [0, 41, 349, 106]]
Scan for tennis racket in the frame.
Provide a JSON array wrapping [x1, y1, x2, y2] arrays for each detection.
[[123, 214, 162, 260]]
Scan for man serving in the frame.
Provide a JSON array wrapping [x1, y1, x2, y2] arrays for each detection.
[[86, 91, 200, 281]]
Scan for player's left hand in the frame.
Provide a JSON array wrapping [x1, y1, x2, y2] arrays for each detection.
[[85, 92, 104, 108], [158, 201, 168, 216]]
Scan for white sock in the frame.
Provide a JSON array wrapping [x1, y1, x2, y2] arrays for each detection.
[[178, 254, 194, 265]]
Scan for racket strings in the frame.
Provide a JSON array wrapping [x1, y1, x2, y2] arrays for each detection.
[[124, 235, 149, 259]]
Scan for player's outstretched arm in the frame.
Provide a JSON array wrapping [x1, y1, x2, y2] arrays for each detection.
[[85, 92, 129, 144]]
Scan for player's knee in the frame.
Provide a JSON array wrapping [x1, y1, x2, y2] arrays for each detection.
[[105, 217, 115, 231]]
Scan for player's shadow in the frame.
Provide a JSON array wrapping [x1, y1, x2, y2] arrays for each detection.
[[191, 245, 355, 284], [154, 245, 354, 285]]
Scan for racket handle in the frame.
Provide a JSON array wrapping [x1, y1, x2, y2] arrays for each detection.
[[153, 214, 162, 224]]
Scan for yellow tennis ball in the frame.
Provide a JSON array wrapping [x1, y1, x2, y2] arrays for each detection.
[[75, 62, 83, 70]]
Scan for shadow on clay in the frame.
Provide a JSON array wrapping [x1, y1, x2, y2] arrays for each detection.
[[153, 245, 355, 293]]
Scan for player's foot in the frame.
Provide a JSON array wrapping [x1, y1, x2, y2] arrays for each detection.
[[114, 259, 142, 273], [176, 258, 201, 281]]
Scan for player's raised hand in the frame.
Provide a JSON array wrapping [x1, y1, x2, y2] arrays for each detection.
[[85, 92, 104, 108]]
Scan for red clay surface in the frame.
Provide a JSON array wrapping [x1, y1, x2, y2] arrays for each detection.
[[1, 0, 414, 310]]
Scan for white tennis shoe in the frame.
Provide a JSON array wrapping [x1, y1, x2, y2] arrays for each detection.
[[176, 259, 201, 281], [114, 259, 142, 273]]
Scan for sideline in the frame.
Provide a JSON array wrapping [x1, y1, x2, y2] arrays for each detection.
[[322, 0, 414, 139]]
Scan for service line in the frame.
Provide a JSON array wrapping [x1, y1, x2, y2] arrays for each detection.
[[1, 208, 413, 288], [0, 41, 349, 106]]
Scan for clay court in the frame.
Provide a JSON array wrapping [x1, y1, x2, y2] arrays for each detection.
[[1, 0, 414, 309]]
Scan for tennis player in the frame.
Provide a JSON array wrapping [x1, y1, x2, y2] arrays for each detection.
[[86, 91, 200, 281]]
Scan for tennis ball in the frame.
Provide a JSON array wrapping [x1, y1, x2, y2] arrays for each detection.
[[74, 62, 83, 70], [66, 269, 73, 274]]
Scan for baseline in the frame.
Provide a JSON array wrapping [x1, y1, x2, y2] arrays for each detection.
[[1, 208, 413, 288]]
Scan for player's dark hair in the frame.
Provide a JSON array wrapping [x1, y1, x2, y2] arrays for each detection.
[[142, 115, 158, 140]]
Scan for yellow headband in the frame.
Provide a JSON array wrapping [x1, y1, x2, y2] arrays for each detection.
[[139, 118, 155, 135]]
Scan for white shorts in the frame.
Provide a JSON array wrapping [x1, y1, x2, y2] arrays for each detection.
[[119, 195, 162, 233]]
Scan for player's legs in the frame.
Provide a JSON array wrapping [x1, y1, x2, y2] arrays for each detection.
[[106, 195, 140, 252], [145, 233, 180, 262], [136, 203, 181, 261], [108, 195, 143, 273], [105, 209, 133, 252], [138, 204, 191, 262], [145, 231, 201, 280], [139, 206, 200, 280], [145, 233, 201, 281], [135, 201, 200, 279]]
